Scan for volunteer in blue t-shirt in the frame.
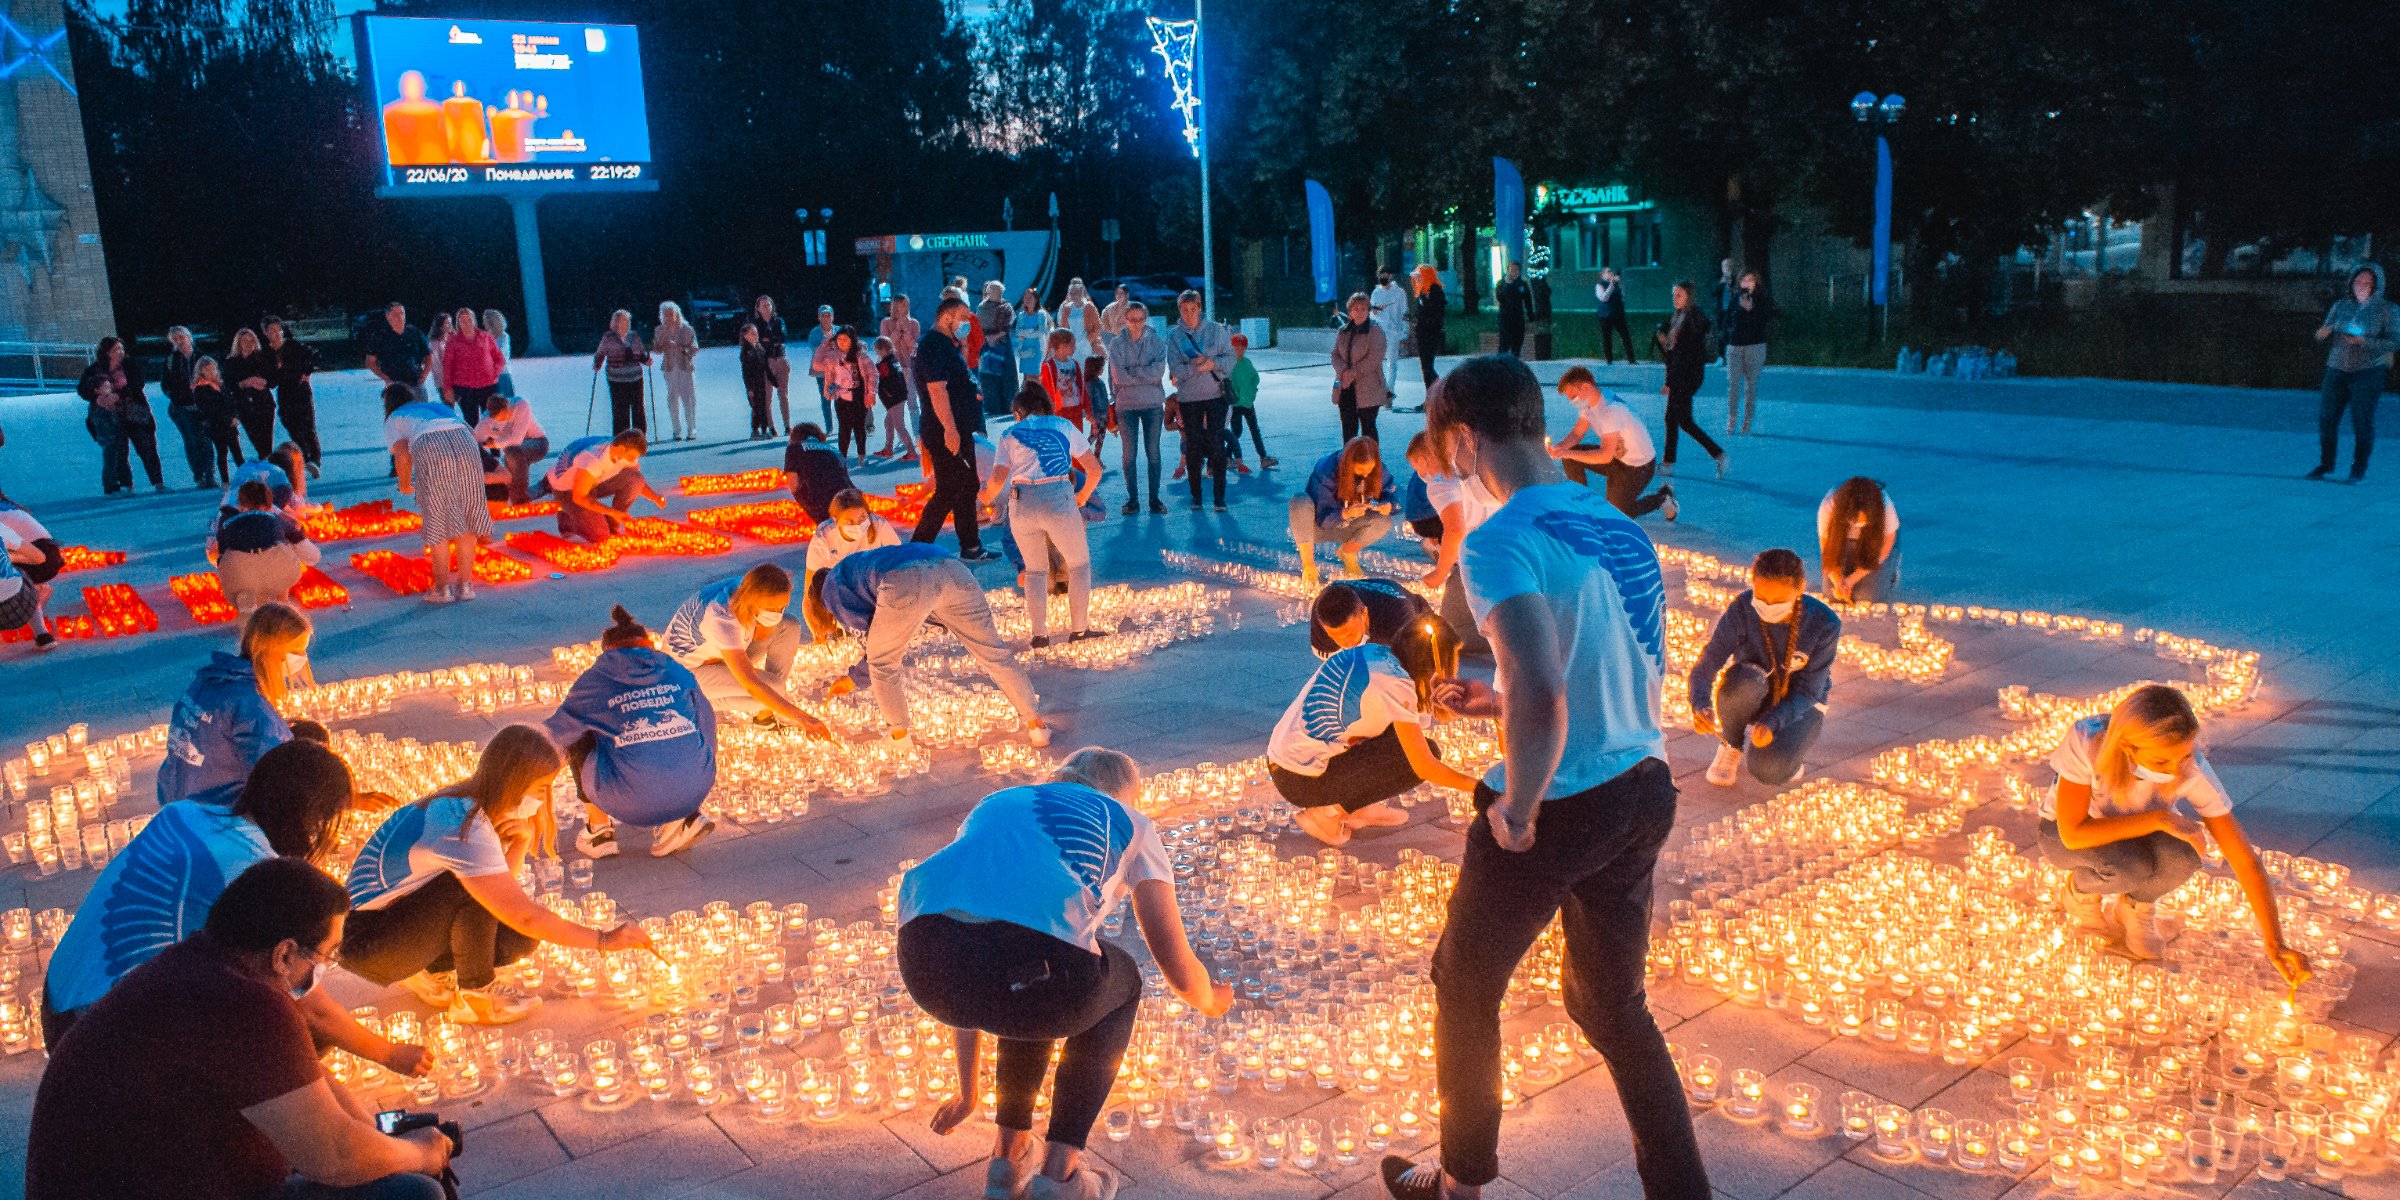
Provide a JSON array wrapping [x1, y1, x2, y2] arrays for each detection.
[[545, 606, 721, 861], [1379, 355, 1708, 1200], [1267, 619, 1478, 846], [899, 748, 1232, 1200], [156, 602, 311, 805], [544, 429, 665, 543], [340, 726, 655, 1026], [979, 383, 1105, 645], [803, 541, 1047, 749], [41, 741, 431, 1076], [661, 563, 831, 736]]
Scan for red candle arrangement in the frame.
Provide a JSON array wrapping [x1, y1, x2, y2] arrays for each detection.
[[487, 498, 562, 521], [351, 549, 535, 595], [168, 574, 239, 625], [505, 531, 621, 572], [55, 546, 126, 573], [293, 567, 352, 608], [300, 500, 423, 542], [686, 500, 817, 545], [81, 584, 159, 637], [676, 468, 786, 497], [607, 517, 734, 557]]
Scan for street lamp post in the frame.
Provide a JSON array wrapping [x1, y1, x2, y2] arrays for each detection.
[[1851, 91, 1905, 346]]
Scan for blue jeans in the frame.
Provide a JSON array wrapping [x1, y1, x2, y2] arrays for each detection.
[[166, 401, 216, 486], [1712, 661, 1823, 786], [1118, 407, 1164, 502], [278, 1173, 446, 1200], [2037, 821, 2201, 903], [2318, 365, 2383, 475]]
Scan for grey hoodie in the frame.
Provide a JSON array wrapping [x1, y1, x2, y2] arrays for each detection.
[[2322, 263, 2399, 373]]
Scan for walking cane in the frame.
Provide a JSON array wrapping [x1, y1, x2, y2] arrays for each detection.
[[583, 368, 600, 436], [644, 362, 659, 440]]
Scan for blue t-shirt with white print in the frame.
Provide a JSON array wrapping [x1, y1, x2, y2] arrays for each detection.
[[43, 786, 273, 1013]]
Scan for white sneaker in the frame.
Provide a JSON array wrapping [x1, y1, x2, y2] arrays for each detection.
[[649, 813, 717, 857], [455, 581, 477, 602], [2058, 877, 2110, 933], [397, 970, 458, 1009], [1705, 743, 1743, 787], [2118, 899, 2170, 959], [1027, 1166, 1119, 1200], [1660, 486, 1679, 522], [984, 1138, 1040, 1200], [449, 984, 541, 1025], [423, 587, 455, 605], [574, 824, 620, 860]]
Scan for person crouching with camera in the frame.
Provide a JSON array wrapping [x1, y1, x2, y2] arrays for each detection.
[[27, 857, 456, 1200]]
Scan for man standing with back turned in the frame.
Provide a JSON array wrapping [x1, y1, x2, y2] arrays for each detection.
[[913, 296, 999, 562], [1381, 354, 1708, 1200]]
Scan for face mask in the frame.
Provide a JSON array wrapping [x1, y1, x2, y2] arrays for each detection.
[[838, 521, 865, 538], [755, 608, 786, 627], [511, 795, 545, 821], [2129, 761, 2176, 785], [288, 952, 321, 1001], [1751, 597, 1796, 622], [284, 652, 309, 679]]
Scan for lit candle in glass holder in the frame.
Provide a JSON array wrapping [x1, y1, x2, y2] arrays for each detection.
[[1871, 1104, 1911, 1159], [1915, 1107, 1955, 1162], [1684, 1054, 1722, 1104], [1781, 1083, 1820, 1134], [1727, 1069, 1768, 1119]]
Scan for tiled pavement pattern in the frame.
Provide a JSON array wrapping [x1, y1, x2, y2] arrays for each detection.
[[0, 345, 2393, 1199]]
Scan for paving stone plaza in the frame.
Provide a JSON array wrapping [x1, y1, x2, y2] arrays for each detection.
[[0, 346, 2393, 1200]]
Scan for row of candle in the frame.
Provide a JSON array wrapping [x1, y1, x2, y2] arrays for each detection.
[[675, 467, 787, 496], [683, 499, 820, 544], [348, 549, 534, 597], [300, 499, 424, 542], [55, 545, 124, 572]]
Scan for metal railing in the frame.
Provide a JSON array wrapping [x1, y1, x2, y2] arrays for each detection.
[[0, 341, 93, 393]]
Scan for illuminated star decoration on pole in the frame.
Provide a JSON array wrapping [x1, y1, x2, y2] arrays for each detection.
[[1146, 16, 1200, 158], [0, 18, 72, 94]]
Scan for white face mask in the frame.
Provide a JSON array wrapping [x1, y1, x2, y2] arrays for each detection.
[[510, 795, 545, 821], [755, 609, 786, 627], [1751, 597, 1796, 623], [284, 652, 309, 680], [2129, 761, 2177, 785], [838, 521, 865, 539]]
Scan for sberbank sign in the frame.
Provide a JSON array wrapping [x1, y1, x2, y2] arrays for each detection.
[[1551, 184, 1635, 210], [905, 233, 992, 251]]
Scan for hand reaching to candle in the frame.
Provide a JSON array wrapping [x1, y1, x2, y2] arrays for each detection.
[[382, 1043, 433, 1076], [928, 1090, 978, 1136], [598, 922, 653, 954], [1432, 678, 1500, 719], [2271, 946, 2313, 990], [2159, 809, 2208, 854]]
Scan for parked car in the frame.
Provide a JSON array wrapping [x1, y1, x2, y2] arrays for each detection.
[[1090, 274, 1205, 312], [683, 299, 745, 343]]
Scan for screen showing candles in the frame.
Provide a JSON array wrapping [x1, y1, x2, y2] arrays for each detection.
[[358, 16, 653, 193]]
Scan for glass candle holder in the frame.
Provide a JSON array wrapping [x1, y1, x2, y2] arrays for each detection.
[[1684, 1054, 1722, 1105], [1329, 1115, 1362, 1166], [1871, 1103, 1912, 1159], [1780, 1082, 1820, 1134], [1839, 1090, 1875, 1141], [1954, 1118, 1994, 1171], [1727, 1068, 1768, 1119], [2260, 1126, 2298, 1181], [1209, 1109, 1247, 1162], [2188, 1128, 2226, 1185], [1915, 1107, 1956, 1162], [1253, 1116, 1287, 1168], [1291, 1118, 1323, 1169], [1996, 1120, 2037, 1172], [2047, 1138, 2083, 1191]]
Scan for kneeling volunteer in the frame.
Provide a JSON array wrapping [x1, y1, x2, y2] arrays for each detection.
[[2042, 683, 2309, 979], [801, 488, 904, 595], [661, 563, 832, 736], [1818, 476, 1900, 604], [158, 602, 311, 803], [1270, 616, 1479, 846], [1690, 549, 1840, 788], [545, 430, 664, 543], [27, 857, 454, 1200], [804, 541, 1048, 748], [901, 748, 1233, 1200], [44, 741, 426, 1080], [546, 606, 719, 861], [341, 726, 654, 1025], [1309, 576, 1431, 659]]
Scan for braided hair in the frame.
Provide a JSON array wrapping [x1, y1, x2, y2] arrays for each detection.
[[1750, 549, 1808, 703]]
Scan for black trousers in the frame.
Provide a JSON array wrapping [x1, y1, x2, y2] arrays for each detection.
[[1661, 381, 1721, 465], [835, 400, 871, 458], [1418, 327, 1443, 386], [911, 430, 984, 554], [236, 389, 278, 457], [608, 378, 646, 435], [1432, 758, 1706, 1194], [2318, 365, 2383, 475], [1180, 397, 1230, 504], [276, 382, 321, 466], [205, 417, 246, 477], [898, 915, 1141, 1150], [1269, 726, 1430, 811], [747, 386, 774, 437], [1598, 313, 1637, 363], [452, 384, 498, 428], [1565, 455, 1667, 519], [1337, 388, 1380, 444], [1226, 406, 1268, 460], [1497, 318, 1525, 357], [338, 871, 536, 991]]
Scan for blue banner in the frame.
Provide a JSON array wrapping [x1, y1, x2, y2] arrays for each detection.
[[1493, 157, 1526, 269], [1871, 135, 1892, 306], [1304, 179, 1337, 304]]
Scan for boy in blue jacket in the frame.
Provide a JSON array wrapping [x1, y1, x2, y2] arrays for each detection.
[[1688, 548, 1841, 787], [802, 542, 1047, 750], [544, 606, 720, 859]]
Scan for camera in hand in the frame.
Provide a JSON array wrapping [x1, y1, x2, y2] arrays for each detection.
[[376, 1109, 465, 1156]]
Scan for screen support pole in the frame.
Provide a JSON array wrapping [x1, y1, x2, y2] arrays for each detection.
[[508, 193, 558, 357]]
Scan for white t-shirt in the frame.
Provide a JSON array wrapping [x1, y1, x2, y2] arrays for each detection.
[[804, 513, 904, 577], [1573, 391, 1655, 468], [898, 783, 1174, 954], [1060, 302, 1100, 360], [0, 523, 24, 603], [0, 504, 53, 544], [1816, 490, 1902, 545], [995, 414, 1091, 486], [1267, 644, 1424, 776], [347, 795, 512, 910], [1422, 472, 1503, 534], [662, 577, 751, 670], [1369, 282, 1410, 334], [475, 398, 547, 449], [545, 437, 626, 490], [2041, 714, 2231, 822], [1459, 482, 1667, 798]]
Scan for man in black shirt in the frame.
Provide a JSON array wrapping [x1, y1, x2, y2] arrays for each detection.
[[361, 303, 432, 412], [911, 297, 997, 562], [1494, 265, 1532, 358], [780, 423, 858, 524]]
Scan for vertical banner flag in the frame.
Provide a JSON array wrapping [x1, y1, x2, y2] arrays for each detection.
[[1304, 179, 1337, 304], [1493, 157, 1527, 270], [1871, 135, 1893, 306]]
